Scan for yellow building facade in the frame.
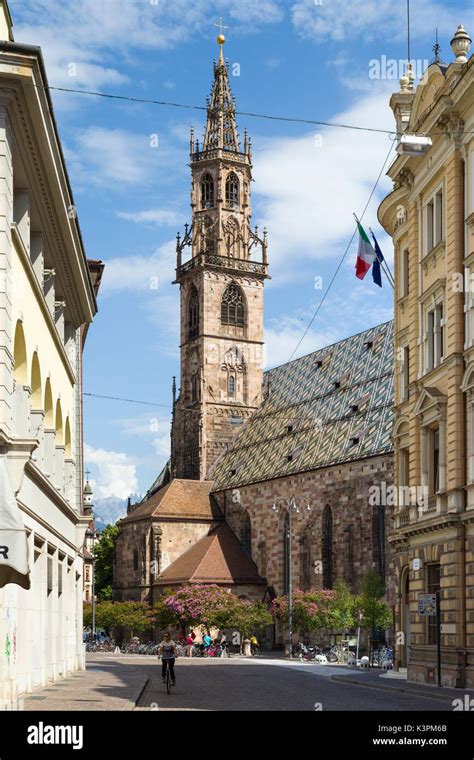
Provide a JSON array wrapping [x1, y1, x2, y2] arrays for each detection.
[[0, 1, 99, 703], [379, 25, 474, 686]]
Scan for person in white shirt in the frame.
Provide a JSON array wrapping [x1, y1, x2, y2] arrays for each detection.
[[158, 632, 177, 685]]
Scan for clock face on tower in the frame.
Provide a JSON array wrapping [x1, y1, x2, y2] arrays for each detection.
[[190, 352, 199, 375]]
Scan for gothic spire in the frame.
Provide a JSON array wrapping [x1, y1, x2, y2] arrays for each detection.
[[202, 31, 240, 154]]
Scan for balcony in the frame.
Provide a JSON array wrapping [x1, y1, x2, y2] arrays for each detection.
[[177, 252, 268, 279], [397, 509, 411, 528], [191, 147, 249, 164]]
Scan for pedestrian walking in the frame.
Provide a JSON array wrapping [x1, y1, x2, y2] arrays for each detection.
[[186, 631, 194, 657], [250, 634, 259, 656]]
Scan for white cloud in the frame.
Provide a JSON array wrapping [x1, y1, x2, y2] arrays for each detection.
[[117, 209, 182, 227], [11, 0, 283, 94], [84, 443, 138, 500], [252, 84, 396, 282], [110, 413, 172, 477], [291, 0, 469, 43], [101, 239, 175, 294], [69, 127, 178, 188]]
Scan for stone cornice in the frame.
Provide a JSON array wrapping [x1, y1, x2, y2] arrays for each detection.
[[19, 498, 87, 554], [388, 511, 461, 542], [24, 459, 81, 524]]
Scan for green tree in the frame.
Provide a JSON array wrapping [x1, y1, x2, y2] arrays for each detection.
[[93, 524, 120, 601], [328, 580, 357, 634], [231, 599, 272, 642], [357, 569, 392, 664]]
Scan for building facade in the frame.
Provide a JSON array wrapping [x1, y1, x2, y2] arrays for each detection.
[[0, 2, 100, 703], [378, 25, 474, 686], [211, 322, 395, 619]]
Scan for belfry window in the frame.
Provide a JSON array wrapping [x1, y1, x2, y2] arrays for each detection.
[[221, 284, 245, 327], [225, 173, 239, 208], [201, 173, 214, 209], [228, 375, 236, 398]]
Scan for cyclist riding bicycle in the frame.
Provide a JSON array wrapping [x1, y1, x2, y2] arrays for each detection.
[[158, 632, 177, 687]]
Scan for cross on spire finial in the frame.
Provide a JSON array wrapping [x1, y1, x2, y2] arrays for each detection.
[[214, 17, 228, 38], [85, 468, 91, 481]]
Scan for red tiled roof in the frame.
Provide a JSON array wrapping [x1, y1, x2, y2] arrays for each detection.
[[155, 523, 265, 586], [119, 479, 222, 523]]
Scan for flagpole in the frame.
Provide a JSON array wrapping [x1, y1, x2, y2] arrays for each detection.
[[353, 214, 394, 290], [369, 227, 396, 288]]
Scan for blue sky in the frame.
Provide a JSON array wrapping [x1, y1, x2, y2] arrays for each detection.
[[10, 0, 472, 500]]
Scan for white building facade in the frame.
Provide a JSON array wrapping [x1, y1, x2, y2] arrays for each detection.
[[0, 2, 99, 704]]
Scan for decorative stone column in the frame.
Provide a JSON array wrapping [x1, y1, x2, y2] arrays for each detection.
[[438, 416, 447, 493], [420, 426, 428, 491]]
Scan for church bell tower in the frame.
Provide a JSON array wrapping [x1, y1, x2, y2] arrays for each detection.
[[171, 30, 269, 480]]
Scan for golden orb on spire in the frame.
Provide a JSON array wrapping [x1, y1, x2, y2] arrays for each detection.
[[214, 18, 228, 49]]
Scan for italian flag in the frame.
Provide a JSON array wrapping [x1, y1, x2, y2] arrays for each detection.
[[355, 221, 376, 280]]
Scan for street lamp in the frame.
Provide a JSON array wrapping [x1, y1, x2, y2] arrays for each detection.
[[272, 496, 311, 659]]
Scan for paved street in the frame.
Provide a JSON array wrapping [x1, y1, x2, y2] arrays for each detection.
[[20, 654, 461, 712]]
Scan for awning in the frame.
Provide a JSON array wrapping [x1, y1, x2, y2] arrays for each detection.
[[0, 456, 30, 589]]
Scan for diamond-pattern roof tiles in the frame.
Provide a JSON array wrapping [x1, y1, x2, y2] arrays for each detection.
[[211, 321, 394, 490]]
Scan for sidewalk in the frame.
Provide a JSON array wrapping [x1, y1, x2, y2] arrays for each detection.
[[332, 667, 474, 704], [22, 655, 151, 711]]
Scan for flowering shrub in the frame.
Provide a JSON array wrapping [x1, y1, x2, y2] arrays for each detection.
[[162, 584, 238, 629]]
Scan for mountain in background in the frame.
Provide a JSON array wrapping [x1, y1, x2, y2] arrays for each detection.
[[93, 494, 142, 532]]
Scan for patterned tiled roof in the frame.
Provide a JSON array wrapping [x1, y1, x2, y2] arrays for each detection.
[[211, 321, 394, 490], [119, 480, 222, 523]]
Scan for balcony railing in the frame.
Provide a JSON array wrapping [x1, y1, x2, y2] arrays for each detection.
[[398, 509, 411, 528], [177, 252, 268, 278]]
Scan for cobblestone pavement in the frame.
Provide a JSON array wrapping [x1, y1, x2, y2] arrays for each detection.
[[19, 654, 463, 712]]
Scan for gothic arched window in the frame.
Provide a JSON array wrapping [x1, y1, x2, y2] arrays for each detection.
[[225, 172, 239, 208], [188, 286, 199, 339], [322, 506, 333, 589], [201, 173, 214, 209], [242, 512, 251, 556], [283, 512, 290, 594], [228, 375, 236, 398], [221, 284, 245, 327], [133, 549, 139, 572]]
